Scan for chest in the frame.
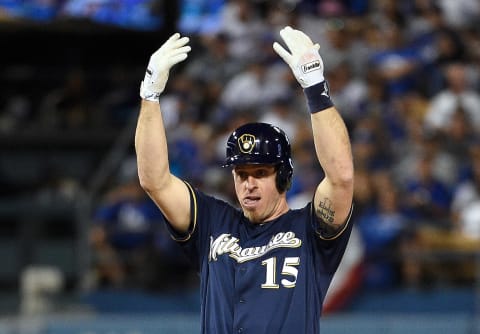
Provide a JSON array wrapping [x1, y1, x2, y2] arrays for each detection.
[[207, 223, 313, 293]]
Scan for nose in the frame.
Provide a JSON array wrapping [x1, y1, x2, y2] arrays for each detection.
[[245, 175, 257, 190]]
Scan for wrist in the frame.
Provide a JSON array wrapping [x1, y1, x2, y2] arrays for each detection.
[[303, 81, 334, 114], [140, 80, 161, 102]]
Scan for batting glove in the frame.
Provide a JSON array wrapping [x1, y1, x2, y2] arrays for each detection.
[[273, 26, 325, 88], [140, 33, 191, 102]]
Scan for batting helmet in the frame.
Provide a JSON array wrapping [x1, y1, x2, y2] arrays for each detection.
[[223, 122, 294, 192]]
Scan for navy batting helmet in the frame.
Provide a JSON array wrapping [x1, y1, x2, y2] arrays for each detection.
[[223, 122, 294, 192]]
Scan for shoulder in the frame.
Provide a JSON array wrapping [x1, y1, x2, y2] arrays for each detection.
[[188, 184, 242, 218]]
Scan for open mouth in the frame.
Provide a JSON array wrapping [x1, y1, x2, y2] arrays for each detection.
[[243, 196, 261, 208]]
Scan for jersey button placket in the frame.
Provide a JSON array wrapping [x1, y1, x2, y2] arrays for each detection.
[[234, 264, 248, 333], [238, 266, 247, 305]]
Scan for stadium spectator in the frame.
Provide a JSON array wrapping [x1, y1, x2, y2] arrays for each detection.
[[451, 139, 480, 239], [403, 151, 453, 227], [89, 158, 193, 290], [37, 67, 93, 130], [327, 60, 368, 128], [368, 22, 422, 97], [220, 57, 290, 113], [219, 0, 268, 63], [90, 159, 160, 289], [424, 62, 480, 134], [406, 139, 480, 286], [356, 169, 410, 288]]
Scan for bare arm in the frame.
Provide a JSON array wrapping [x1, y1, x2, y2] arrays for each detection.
[[273, 26, 353, 229], [135, 33, 192, 234], [311, 106, 354, 227], [135, 100, 191, 233]]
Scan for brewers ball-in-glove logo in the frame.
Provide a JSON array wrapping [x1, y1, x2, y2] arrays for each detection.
[[238, 134, 256, 153]]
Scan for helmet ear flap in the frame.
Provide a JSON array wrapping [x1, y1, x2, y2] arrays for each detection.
[[275, 160, 293, 193]]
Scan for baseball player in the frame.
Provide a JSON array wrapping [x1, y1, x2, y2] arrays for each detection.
[[135, 26, 354, 333]]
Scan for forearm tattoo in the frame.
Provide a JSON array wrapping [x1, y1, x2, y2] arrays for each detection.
[[316, 198, 335, 224]]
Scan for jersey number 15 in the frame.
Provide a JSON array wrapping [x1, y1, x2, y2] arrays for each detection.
[[261, 257, 300, 289]]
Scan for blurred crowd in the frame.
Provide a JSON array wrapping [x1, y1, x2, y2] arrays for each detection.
[[0, 0, 163, 29], [2, 0, 480, 297]]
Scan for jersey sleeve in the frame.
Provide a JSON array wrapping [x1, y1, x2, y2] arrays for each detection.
[[312, 203, 354, 241], [163, 182, 199, 242], [162, 181, 239, 271], [311, 203, 355, 275]]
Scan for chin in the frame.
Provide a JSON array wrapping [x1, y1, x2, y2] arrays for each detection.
[[242, 210, 255, 221], [243, 211, 263, 224]]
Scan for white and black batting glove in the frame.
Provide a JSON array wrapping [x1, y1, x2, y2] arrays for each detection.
[[273, 26, 325, 88], [140, 33, 191, 102], [274, 26, 333, 113]]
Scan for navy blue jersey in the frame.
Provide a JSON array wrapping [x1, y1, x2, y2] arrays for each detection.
[[166, 183, 353, 334]]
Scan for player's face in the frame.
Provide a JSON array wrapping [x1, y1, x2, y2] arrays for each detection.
[[233, 164, 288, 223]]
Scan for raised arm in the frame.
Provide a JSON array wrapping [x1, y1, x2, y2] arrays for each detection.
[[310, 105, 353, 227], [135, 33, 192, 234], [274, 26, 354, 229]]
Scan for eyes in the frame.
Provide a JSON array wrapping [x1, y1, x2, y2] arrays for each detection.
[[235, 167, 275, 181]]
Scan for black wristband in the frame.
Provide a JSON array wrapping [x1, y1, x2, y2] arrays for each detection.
[[304, 81, 334, 114]]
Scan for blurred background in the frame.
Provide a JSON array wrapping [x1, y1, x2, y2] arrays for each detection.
[[0, 0, 480, 333]]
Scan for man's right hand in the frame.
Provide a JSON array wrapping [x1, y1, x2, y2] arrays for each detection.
[[140, 33, 191, 102]]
